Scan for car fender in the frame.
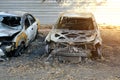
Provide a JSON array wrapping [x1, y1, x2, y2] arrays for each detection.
[[94, 36, 102, 46], [45, 31, 52, 42], [13, 32, 27, 48]]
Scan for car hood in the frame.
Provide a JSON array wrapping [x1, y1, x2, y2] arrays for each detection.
[[48, 29, 97, 43], [0, 29, 20, 37]]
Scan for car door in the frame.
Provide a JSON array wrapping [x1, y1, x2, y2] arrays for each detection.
[[24, 14, 37, 44], [27, 14, 38, 39]]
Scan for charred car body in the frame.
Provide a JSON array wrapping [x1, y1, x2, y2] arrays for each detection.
[[45, 12, 102, 62], [0, 11, 39, 59]]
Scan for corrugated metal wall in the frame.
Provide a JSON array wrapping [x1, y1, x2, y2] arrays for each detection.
[[0, 0, 97, 24]]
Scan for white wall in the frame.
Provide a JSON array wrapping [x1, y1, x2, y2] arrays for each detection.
[[0, 0, 98, 24]]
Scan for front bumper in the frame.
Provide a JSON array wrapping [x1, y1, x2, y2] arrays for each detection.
[[0, 42, 16, 56], [51, 47, 92, 57]]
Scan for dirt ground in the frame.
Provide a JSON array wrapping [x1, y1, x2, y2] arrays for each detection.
[[0, 24, 120, 80]]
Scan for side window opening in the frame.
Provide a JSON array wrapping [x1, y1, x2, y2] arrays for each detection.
[[27, 15, 35, 25], [25, 18, 30, 29]]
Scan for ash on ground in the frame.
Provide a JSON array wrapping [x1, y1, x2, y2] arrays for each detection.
[[0, 25, 120, 80]]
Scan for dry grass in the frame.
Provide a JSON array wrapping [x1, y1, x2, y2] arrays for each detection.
[[0, 24, 120, 80]]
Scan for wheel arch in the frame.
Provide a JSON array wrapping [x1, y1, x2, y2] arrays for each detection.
[[14, 32, 27, 48]]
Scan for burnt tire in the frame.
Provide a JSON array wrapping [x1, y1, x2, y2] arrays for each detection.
[[95, 46, 102, 59], [91, 45, 102, 59], [14, 43, 25, 57], [45, 42, 56, 54], [45, 44, 53, 55]]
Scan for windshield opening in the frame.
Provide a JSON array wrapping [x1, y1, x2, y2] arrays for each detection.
[[2, 16, 21, 27], [57, 17, 95, 30], [0, 16, 22, 30]]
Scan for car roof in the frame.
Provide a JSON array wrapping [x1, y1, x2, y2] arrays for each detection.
[[0, 11, 28, 17], [60, 11, 94, 18]]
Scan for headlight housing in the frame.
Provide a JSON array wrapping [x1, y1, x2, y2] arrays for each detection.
[[0, 41, 16, 52]]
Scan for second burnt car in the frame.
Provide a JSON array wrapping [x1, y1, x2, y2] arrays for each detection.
[[45, 12, 103, 62], [0, 11, 40, 59]]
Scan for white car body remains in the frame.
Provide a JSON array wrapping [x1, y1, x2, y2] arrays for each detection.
[[0, 11, 39, 59], [45, 12, 102, 62]]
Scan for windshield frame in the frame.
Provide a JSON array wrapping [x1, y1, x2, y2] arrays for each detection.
[[0, 15, 22, 30], [56, 16, 95, 30]]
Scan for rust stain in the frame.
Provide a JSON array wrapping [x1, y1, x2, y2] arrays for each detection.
[[36, 18, 40, 29], [16, 32, 27, 47]]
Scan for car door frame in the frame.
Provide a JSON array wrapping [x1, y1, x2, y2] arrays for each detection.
[[27, 14, 38, 40], [23, 14, 37, 46]]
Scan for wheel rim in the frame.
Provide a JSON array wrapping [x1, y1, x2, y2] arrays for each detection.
[[14, 44, 25, 56], [96, 47, 102, 58]]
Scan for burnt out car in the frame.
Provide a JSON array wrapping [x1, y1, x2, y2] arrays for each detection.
[[0, 11, 40, 59], [45, 12, 102, 62]]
